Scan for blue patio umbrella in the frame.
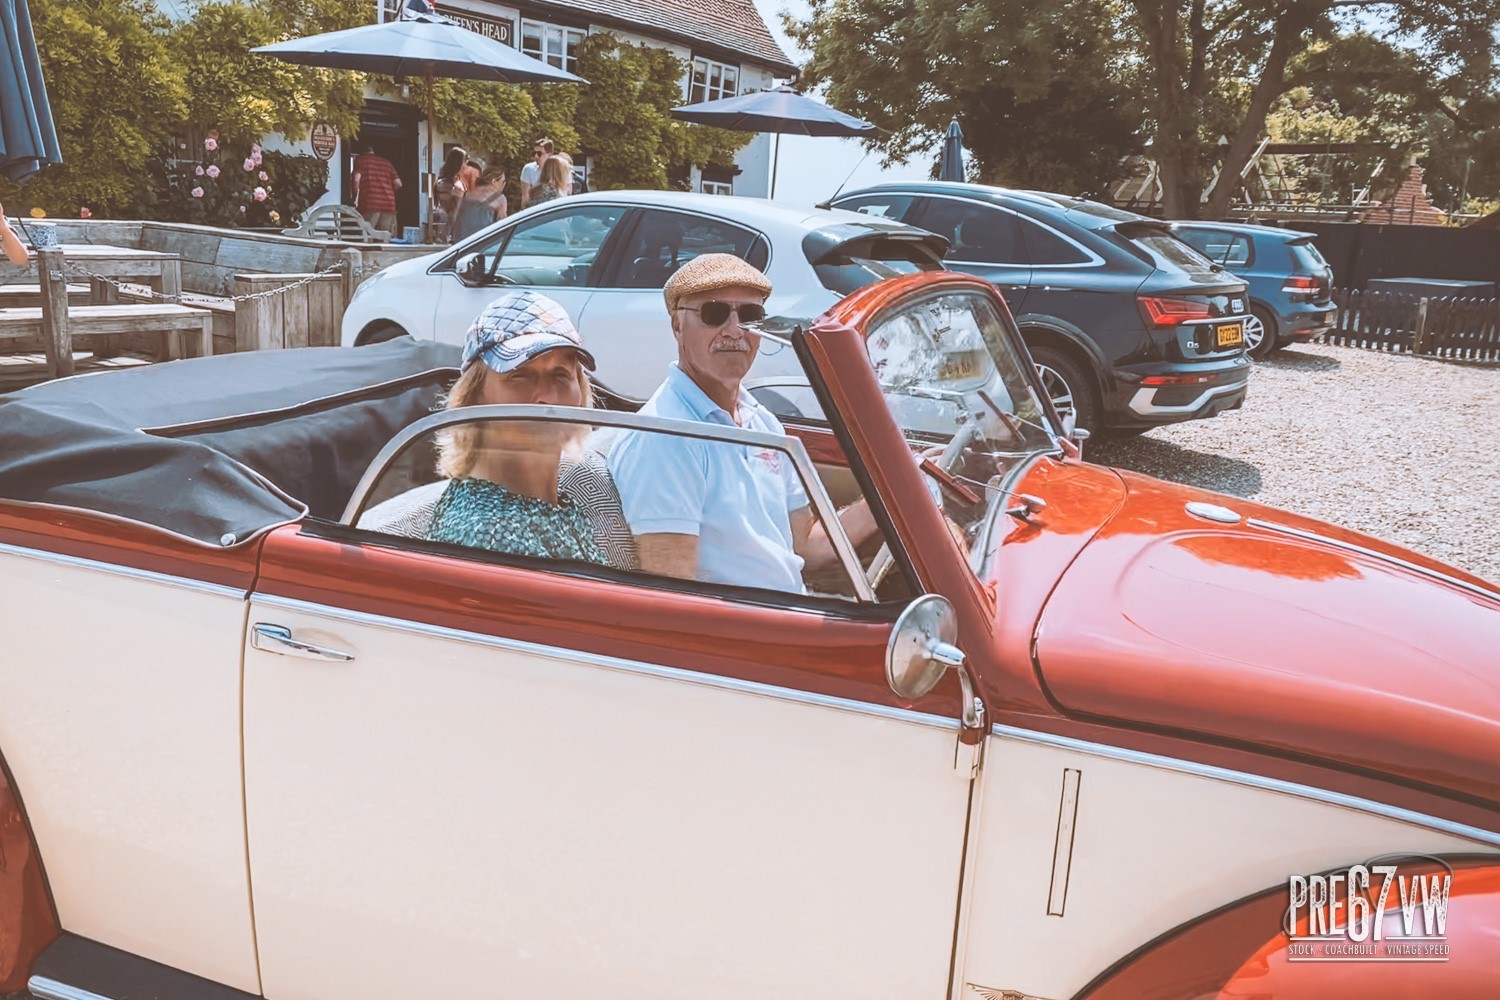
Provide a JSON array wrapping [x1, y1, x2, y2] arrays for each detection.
[[0, 0, 61, 183], [670, 86, 876, 199], [254, 10, 583, 227], [938, 119, 965, 183]]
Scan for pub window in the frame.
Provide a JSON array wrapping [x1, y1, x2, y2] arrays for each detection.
[[521, 20, 587, 73], [688, 57, 739, 103]]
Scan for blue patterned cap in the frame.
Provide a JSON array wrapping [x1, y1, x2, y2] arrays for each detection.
[[462, 290, 596, 374]]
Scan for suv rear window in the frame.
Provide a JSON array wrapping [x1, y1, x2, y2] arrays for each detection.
[[1116, 222, 1219, 273], [811, 237, 943, 295]]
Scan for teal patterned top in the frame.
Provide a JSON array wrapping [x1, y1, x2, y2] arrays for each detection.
[[426, 477, 609, 566]]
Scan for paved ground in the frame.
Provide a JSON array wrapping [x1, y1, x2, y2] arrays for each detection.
[[1087, 342, 1500, 586]]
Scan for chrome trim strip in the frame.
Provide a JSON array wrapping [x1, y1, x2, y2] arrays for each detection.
[[990, 724, 1500, 848], [27, 976, 111, 1000], [340, 402, 876, 601], [1247, 518, 1500, 603], [250, 592, 960, 732], [1126, 380, 1243, 416], [0, 541, 246, 599]]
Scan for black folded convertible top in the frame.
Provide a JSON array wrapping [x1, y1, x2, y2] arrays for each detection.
[[0, 339, 460, 547]]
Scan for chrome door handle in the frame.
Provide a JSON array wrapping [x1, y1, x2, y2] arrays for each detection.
[[251, 623, 355, 662]]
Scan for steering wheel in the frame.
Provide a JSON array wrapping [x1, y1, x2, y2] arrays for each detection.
[[863, 417, 979, 592]]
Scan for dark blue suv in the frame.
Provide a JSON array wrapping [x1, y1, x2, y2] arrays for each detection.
[[830, 183, 1252, 436], [1171, 222, 1336, 359]]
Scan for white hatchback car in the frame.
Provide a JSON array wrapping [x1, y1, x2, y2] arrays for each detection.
[[341, 191, 948, 402]]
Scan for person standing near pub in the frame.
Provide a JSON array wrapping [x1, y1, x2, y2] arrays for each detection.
[[352, 144, 401, 236], [520, 137, 553, 209]]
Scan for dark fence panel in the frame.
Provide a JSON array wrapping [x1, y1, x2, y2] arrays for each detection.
[[1327, 288, 1500, 363], [1287, 223, 1500, 289]]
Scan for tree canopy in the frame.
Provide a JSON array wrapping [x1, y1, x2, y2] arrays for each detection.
[[790, 0, 1500, 217]]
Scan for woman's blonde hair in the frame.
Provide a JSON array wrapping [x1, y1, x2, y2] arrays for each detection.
[[436, 353, 595, 479], [540, 154, 572, 193]]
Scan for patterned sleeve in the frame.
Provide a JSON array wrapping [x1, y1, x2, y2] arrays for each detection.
[[559, 453, 639, 570]]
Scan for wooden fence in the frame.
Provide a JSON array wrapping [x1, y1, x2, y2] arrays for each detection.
[[1326, 288, 1500, 363], [232, 248, 365, 352]]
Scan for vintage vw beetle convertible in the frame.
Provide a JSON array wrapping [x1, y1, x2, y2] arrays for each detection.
[[1, 272, 1497, 1000]]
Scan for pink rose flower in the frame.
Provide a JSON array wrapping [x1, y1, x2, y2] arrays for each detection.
[[194, 165, 204, 176], [258, 171, 268, 181], [206, 165, 220, 179], [244, 158, 256, 171], [191, 187, 204, 199], [204, 137, 218, 151], [253, 186, 268, 202], [80, 208, 91, 219], [252, 152, 263, 166]]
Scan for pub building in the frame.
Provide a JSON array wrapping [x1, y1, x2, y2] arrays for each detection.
[[171, 0, 798, 233]]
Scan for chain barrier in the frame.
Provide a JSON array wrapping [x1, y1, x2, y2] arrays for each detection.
[[60, 258, 349, 304]]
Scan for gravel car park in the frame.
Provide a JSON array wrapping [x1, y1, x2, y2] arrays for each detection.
[[1089, 342, 1500, 585]]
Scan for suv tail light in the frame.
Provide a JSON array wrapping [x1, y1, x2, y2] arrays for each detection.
[[1139, 296, 1213, 326]]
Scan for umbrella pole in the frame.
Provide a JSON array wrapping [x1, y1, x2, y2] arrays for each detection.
[[770, 132, 780, 200], [425, 68, 436, 242]]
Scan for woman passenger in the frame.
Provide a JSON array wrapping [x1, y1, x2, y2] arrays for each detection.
[[427, 291, 608, 565]]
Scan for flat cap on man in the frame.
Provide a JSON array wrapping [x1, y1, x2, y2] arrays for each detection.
[[663, 253, 773, 314]]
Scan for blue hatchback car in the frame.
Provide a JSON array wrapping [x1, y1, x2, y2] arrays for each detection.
[[1171, 222, 1336, 359]]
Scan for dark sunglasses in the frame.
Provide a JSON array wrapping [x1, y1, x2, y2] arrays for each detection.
[[679, 300, 766, 326]]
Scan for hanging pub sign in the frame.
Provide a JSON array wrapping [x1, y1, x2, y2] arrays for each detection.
[[436, 4, 514, 46], [310, 123, 338, 160]]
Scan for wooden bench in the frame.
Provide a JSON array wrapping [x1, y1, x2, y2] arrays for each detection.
[[2, 247, 213, 380], [0, 283, 90, 308], [0, 303, 214, 366], [282, 204, 391, 243]]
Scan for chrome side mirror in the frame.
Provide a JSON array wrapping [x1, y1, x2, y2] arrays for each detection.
[[886, 594, 984, 730]]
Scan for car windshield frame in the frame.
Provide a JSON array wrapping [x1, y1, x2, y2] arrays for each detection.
[[758, 282, 1065, 576]]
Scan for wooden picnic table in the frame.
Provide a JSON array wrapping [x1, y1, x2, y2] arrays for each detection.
[[9, 244, 185, 305], [0, 245, 203, 380]]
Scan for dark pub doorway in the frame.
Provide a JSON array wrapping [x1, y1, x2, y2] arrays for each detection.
[[343, 99, 421, 233]]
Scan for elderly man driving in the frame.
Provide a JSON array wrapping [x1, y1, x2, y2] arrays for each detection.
[[608, 254, 877, 592]]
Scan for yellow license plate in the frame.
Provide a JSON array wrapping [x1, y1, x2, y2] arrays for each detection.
[[1216, 322, 1244, 348]]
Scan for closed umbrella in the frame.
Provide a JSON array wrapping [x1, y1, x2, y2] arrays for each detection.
[[670, 85, 876, 199], [254, 10, 583, 232], [0, 0, 61, 183], [938, 119, 965, 183]]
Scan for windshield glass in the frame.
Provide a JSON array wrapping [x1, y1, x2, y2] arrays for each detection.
[[865, 288, 1057, 558]]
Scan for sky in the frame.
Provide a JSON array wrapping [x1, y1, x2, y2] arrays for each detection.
[[749, 0, 933, 207]]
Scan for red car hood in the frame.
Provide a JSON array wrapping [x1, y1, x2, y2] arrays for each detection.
[[1033, 469, 1500, 807]]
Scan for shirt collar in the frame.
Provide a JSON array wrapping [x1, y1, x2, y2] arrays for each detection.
[[665, 363, 761, 427]]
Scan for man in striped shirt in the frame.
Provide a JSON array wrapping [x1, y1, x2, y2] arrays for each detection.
[[351, 145, 401, 236]]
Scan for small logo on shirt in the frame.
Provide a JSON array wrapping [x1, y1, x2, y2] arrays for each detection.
[[752, 448, 784, 476]]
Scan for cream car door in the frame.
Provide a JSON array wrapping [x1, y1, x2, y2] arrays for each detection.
[[242, 408, 977, 1000]]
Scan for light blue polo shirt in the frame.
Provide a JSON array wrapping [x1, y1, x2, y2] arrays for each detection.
[[609, 364, 809, 593]]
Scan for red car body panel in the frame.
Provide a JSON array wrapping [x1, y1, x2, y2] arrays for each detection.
[[255, 526, 963, 720], [0, 503, 263, 592], [1034, 470, 1500, 807], [1077, 856, 1500, 999], [0, 748, 58, 992]]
